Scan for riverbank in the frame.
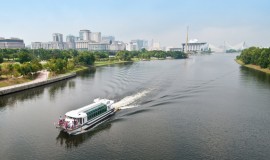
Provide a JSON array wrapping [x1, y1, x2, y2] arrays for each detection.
[[0, 60, 134, 95], [0, 72, 76, 96], [235, 59, 270, 74]]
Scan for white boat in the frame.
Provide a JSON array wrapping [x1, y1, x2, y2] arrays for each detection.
[[55, 98, 115, 135]]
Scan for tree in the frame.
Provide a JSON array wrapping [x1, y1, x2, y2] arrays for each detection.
[[67, 59, 75, 70], [31, 60, 43, 73], [46, 58, 67, 74], [237, 47, 270, 69], [0, 53, 3, 63], [7, 64, 14, 76], [18, 63, 32, 75], [76, 51, 95, 65], [258, 49, 270, 68], [116, 51, 132, 61], [18, 51, 33, 63]]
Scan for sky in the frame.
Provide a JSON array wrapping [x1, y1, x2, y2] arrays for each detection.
[[0, 0, 270, 48]]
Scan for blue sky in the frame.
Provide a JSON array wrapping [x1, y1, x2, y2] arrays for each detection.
[[0, 0, 269, 47]]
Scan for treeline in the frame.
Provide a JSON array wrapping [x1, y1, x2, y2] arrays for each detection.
[[0, 49, 95, 77], [0, 48, 95, 64], [116, 49, 188, 61], [237, 47, 270, 69], [0, 48, 187, 62], [0, 48, 187, 77]]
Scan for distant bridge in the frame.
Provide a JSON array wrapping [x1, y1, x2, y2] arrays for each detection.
[[209, 41, 248, 52]]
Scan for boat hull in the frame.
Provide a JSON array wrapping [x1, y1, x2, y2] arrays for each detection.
[[58, 109, 115, 135]]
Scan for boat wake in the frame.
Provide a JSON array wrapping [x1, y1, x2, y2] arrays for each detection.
[[113, 90, 151, 110], [120, 105, 139, 110]]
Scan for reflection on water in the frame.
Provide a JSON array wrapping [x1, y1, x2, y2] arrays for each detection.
[[76, 67, 96, 79], [0, 79, 76, 109], [49, 80, 68, 100], [240, 66, 270, 86], [1, 54, 270, 160], [56, 121, 112, 149], [0, 86, 45, 108]]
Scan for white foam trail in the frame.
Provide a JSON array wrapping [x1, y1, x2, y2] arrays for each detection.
[[113, 90, 150, 110], [120, 105, 139, 110]]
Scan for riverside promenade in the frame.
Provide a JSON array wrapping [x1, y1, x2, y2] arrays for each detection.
[[0, 70, 76, 96]]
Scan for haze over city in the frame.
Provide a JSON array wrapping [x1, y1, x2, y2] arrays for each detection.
[[1, 0, 270, 47]]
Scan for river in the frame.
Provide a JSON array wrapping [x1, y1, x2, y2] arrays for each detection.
[[0, 53, 270, 160]]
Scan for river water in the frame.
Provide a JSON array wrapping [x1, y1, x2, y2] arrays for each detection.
[[0, 53, 270, 160]]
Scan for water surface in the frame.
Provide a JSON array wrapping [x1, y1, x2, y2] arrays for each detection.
[[1, 53, 270, 160]]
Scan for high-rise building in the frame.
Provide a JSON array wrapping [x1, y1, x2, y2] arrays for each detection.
[[79, 30, 91, 41], [31, 33, 67, 50], [152, 41, 161, 50], [31, 42, 42, 49], [66, 35, 75, 43], [52, 33, 63, 42], [91, 32, 101, 43], [66, 35, 76, 49], [130, 39, 148, 51], [76, 30, 91, 50], [0, 37, 25, 49], [102, 36, 115, 43], [143, 40, 148, 49]]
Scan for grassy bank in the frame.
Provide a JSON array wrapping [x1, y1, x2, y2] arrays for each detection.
[[235, 59, 270, 74], [49, 65, 89, 78], [67, 65, 89, 73], [0, 77, 31, 88], [94, 60, 133, 67]]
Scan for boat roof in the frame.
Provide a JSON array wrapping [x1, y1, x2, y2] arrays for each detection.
[[65, 99, 113, 118]]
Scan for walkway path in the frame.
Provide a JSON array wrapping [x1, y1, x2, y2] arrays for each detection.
[[0, 70, 49, 91], [0, 70, 76, 96]]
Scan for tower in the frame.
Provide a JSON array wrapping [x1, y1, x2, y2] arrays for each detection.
[[185, 26, 188, 53], [185, 26, 189, 53]]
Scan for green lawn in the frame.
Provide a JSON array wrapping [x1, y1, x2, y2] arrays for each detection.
[[94, 60, 133, 67]]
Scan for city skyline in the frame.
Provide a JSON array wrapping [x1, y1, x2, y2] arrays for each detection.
[[0, 0, 270, 47]]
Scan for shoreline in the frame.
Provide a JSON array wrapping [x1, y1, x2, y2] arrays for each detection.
[[0, 60, 133, 96], [0, 72, 76, 96], [235, 59, 270, 74]]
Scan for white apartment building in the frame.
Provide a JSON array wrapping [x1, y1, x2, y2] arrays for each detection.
[[53, 33, 63, 42], [91, 32, 101, 43], [109, 41, 126, 51], [79, 30, 91, 41]]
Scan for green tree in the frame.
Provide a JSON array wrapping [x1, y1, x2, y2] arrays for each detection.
[[116, 51, 132, 61], [0, 53, 3, 63], [76, 51, 95, 65], [7, 64, 14, 76], [258, 49, 270, 68], [18, 63, 32, 75], [67, 59, 75, 70], [18, 51, 33, 63]]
